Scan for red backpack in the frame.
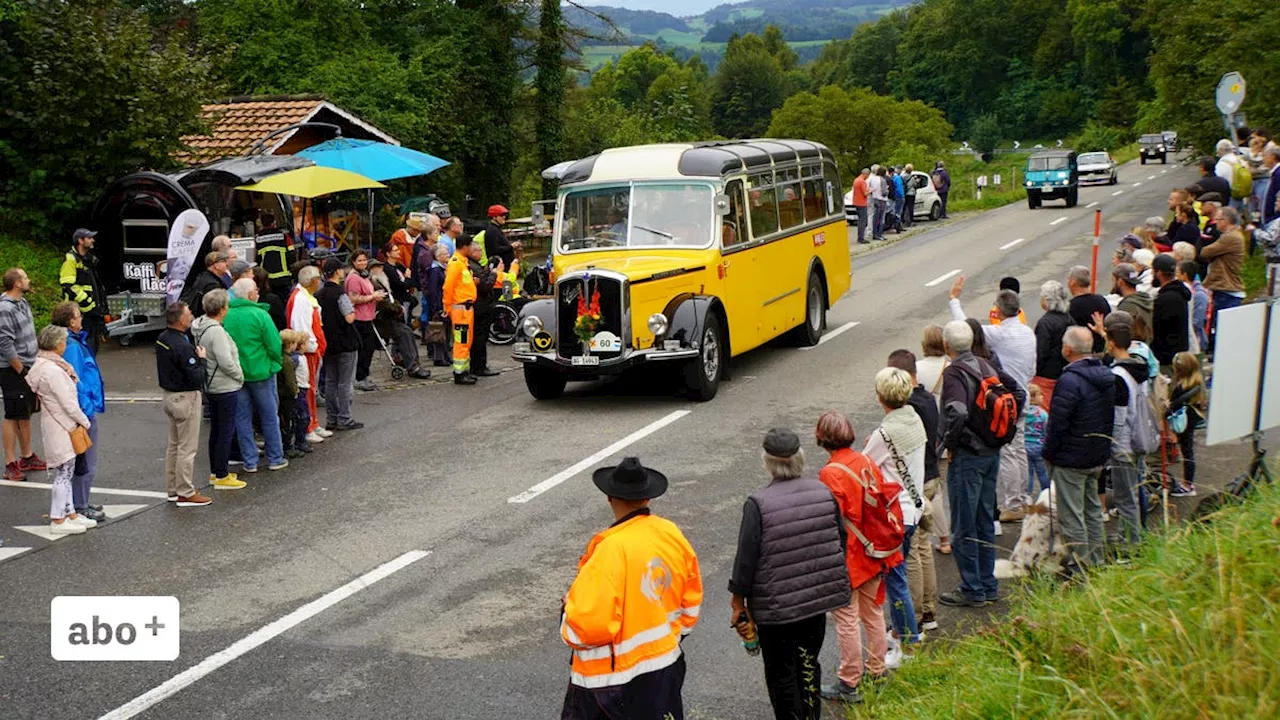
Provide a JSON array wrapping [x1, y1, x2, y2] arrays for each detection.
[[830, 462, 905, 562], [955, 362, 1020, 447]]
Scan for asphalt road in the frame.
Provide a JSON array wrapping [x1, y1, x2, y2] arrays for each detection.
[[0, 157, 1226, 719]]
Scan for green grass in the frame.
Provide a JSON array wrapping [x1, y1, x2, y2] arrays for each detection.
[[1243, 249, 1270, 298], [941, 154, 1035, 214], [844, 483, 1280, 719], [0, 235, 65, 320]]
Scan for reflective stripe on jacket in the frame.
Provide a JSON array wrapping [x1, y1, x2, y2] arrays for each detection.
[[561, 512, 702, 690], [59, 250, 103, 313]]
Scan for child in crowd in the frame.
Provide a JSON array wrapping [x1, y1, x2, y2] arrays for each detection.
[[1167, 352, 1207, 498], [278, 330, 310, 458], [1024, 383, 1049, 493]]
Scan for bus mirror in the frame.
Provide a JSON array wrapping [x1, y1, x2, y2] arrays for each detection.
[[714, 194, 731, 216]]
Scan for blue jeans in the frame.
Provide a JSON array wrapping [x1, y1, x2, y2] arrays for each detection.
[[1209, 291, 1243, 353], [948, 451, 1000, 601], [1027, 446, 1048, 494], [872, 198, 887, 238], [885, 525, 920, 643], [72, 417, 98, 512], [235, 376, 284, 468]]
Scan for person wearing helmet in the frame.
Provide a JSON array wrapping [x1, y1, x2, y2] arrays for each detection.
[[484, 204, 520, 269]]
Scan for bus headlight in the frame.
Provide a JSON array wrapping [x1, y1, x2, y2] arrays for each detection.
[[521, 315, 543, 337], [648, 313, 668, 336]]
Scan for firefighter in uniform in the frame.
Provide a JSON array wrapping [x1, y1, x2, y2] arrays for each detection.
[[254, 214, 297, 298], [560, 456, 703, 719], [442, 236, 479, 385], [59, 228, 107, 355]]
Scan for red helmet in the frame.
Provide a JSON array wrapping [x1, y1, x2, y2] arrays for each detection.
[[487, 204, 509, 218]]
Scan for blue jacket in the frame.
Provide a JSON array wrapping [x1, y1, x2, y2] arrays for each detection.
[[1264, 164, 1280, 224], [63, 330, 105, 416], [425, 262, 446, 318], [1042, 357, 1117, 469], [893, 175, 905, 199]]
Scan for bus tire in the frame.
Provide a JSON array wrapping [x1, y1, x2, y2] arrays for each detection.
[[790, 271, 826, 347], [684, 313, 724, 402], [524, 366, 566, 400]]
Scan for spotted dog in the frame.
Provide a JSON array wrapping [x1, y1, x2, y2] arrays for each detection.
[[995, 485, 1069, 579]]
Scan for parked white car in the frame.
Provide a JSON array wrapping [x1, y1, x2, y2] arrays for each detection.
[[844, 171, 943, 224], [1078, 151, 1118, 185]]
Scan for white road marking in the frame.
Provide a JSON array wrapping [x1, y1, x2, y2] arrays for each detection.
[[1086, 201, 1099, 209], [0, 479, 169, 499], [106, 395, 164, 403], [509, 411, 692, 503], [999, 238, 1026, 250], [1161, 170, 1168, 174], [924, 269, 962, 287], [0, 546, 32, 562], [799, 321, 860, 351], [1147, 175, 1156, 180], [1112, 190, 1124, 196], [1050, 217, 1068, 226], [101, 504, 148, 519], [99, 549, 431, 720], [16, 525, 70, 541], [1132, 182, 1142, 187]]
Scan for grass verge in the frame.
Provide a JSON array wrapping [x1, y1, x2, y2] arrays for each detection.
[[846, 482, 1280, 719], [1243, 250, 1273, 298], [0, 235, 65, 320]]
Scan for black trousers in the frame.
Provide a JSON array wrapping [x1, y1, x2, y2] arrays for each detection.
[[471, 302, 492, 371], [83, 313, 105, 356], [757, 615, 826, 720], [561, 653, 685, 720], [354, 320, 375, 381]]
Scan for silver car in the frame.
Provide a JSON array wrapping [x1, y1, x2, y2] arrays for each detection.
[[1078, 151, 1118, 186]]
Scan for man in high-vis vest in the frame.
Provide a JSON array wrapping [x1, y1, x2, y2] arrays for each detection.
[[560, 456, 702, 720], [255, 214, 297, 298], [442, 236, 479, 385], [59, 228, 107, 354]]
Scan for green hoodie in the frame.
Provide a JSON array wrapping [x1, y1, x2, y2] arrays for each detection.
[[222, 297, 282, 382]]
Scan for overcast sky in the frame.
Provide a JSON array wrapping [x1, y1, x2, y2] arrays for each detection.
[[588, 0, 728, 17]]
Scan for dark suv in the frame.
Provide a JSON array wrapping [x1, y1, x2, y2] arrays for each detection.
[[1140, 134, 1167, 164]]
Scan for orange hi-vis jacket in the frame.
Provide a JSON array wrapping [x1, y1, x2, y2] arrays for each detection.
[[561, 511, 703, 689], [442, 252, 475, 309]]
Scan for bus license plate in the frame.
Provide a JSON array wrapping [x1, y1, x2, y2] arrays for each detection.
[[572, 356, 600, 366]]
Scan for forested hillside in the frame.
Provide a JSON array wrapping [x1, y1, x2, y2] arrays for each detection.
[[1, 0, 1274, 242]]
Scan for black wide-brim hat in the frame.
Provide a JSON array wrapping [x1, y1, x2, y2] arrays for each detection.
[[592, 457, 668, 500]]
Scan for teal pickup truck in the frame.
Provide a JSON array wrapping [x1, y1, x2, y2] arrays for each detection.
[[1024, 149, 1078, 209]]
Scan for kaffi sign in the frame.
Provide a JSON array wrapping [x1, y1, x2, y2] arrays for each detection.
[[122, 263, 164, 293]]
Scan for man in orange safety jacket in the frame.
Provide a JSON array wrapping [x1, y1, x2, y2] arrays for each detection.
[[442, 236, 501, 386], [560, 456, 703, 720]]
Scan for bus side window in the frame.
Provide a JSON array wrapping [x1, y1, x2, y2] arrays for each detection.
[[802, 177, 826, 222], [748, 174, 779, 238], [722, 180, 747, 248]]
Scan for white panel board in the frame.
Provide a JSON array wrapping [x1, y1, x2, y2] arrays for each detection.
[[1206, 303, 1266, 445], [1260, 302, 1280, 431]]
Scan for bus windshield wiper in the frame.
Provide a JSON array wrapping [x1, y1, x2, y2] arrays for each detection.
[[632, 224, 673, 239]]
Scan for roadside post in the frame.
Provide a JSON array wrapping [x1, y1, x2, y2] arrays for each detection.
[[1090, 209, 1101, 292]]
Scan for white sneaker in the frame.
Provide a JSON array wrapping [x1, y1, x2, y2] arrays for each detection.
[[317, 428, 334, 438], [994, 520, 1003, 536], [305, 432, 325, 444], [49, 520, 87, 535], [67, 515, 98, 529], [884, 635, 903, 670]]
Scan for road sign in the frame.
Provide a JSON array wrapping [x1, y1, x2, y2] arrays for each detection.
[[993, 174, 1002, 185], [977, 175, 988, 187], [1217, 72, 1246, 114], [1012, 140, 1021, 150]]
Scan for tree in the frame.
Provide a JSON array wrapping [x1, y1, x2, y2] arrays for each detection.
[[0, 0, 221, 238], [711, 33, 788, 138], [455, 0, 521, 205], [767, 85, 953, 181], [968, 113, 1003, 155], [535, 0, 567, 197]]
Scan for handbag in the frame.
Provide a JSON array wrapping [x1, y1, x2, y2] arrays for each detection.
[[425, 320, 447, 344], [70, 425, 93, 455]]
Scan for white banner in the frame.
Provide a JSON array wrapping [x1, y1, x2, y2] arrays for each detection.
[[165, 209, 209, 307]]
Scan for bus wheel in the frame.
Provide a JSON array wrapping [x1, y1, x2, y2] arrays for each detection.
[[684, 314, 723, 402], [524, 366, 566, 400], [790, 272, 826, 346]]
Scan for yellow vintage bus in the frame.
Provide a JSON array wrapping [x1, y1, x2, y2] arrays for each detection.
[[512, 139, 851, 400]]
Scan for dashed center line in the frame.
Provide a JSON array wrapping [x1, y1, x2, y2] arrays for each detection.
[[508, 410, 692, 503], [800, 321, 861, 351], [1147, 175, 1156, 180], [1112, 190, 1124, 196], [1132, 182, 1142, 187], [924, 269, 962, 287], [1161, 169, 1168, 174], [1050, 217, 1068, 226], [1085, 201, 1099, 209], [999, 237, 1026, 250]]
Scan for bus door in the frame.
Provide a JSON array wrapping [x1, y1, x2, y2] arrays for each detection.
[[718, 178, 759, 348]]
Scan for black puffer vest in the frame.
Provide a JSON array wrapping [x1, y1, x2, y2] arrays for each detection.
[[749, 476, 851, 624]]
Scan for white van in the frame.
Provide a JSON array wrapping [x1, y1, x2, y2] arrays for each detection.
[[844, 171, 942, 223]]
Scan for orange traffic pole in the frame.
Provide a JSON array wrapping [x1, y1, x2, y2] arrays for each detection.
[[1090, 209, 1102, 293]]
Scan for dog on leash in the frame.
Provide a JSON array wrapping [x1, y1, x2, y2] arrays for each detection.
[[995, 484, 1069, 579]]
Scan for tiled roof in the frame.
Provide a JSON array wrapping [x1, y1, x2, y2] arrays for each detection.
[[176, 95, 326, 166]]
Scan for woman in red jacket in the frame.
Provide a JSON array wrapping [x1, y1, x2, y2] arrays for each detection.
[[814, 410, 891, 705]]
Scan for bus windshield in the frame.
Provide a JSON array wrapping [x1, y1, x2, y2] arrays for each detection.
[[557, 183, 714, 253]]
